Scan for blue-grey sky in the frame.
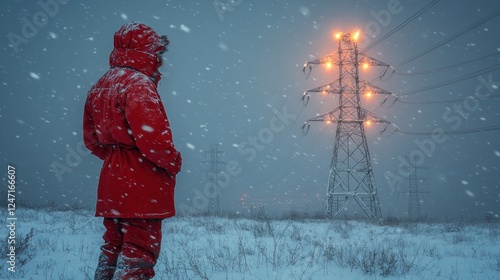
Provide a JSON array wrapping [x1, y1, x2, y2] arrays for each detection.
[[1, 0, 500, 219]]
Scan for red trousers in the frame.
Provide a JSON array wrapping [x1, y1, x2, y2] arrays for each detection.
[[94, 218, 163, 280]]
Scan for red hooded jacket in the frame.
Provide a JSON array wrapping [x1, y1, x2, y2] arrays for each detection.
[[83, 22, 181, 219]]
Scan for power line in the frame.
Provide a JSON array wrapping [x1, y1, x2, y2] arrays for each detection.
[[394, 93, 500, 105], [361, 0, 441, 54], [396, 8, 500, 67], [395, 124, 500, 136], [394, 51, 500, 76], [399, 64, 500, 96]]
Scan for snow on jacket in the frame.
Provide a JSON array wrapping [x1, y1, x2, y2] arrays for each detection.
[[83, 22, 181, 219]]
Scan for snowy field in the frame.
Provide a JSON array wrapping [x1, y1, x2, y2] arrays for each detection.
[[1, 208, 500, 280]]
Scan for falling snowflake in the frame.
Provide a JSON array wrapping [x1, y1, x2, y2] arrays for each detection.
[[30, 72, 40, 80], [219, 43, 228, 50], [141, 125, 154, 133], [180, 24, 190, 33], [299, 6, 310, 16]]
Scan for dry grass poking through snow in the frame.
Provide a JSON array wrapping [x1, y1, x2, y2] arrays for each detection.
[[1, 208, 499, 279]]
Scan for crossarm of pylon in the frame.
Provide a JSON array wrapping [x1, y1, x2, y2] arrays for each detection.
[[302, 107, 342, 135], [302, 54, 338, 78], [359, 54, 390, 67], [360, 81, 392, 95], [307, 107, 341, 123], [306, 80, 342, 94], [303, 108, 391, 130], [359, 54, 394, 79], [302, 80, 342, 106], [304, 54, 338, 67], [361, 108, 391, 124], [305, 107, 391, 126]]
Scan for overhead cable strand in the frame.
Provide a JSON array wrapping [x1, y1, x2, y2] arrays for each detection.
[[395, 51, 500, 76], [399, 64, 500, 96], [396, 93, 500, 105], [396, 8, 500, 67], [397, 124, 500, 136], [361, 0, 441, 54]]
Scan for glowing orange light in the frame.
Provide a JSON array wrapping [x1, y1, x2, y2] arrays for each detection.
[[326, 61, 332, 69], [363, 62, 369, 69], [366, 91, 372, 98], [326, 119, 332, 124], [353, 31, 360, 41], [335, 32, 342, 40], [322, 90, 327, 95], [365, 120, 372, 126]]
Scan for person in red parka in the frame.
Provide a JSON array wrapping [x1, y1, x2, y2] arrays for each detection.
[[83, 21, 182, 279]]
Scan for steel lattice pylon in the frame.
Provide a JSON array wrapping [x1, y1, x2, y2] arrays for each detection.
[[202, 144, 225, 215], [402, 156, 429, 220], [302, 32, 392, 219], [408, 157, 421, 219]]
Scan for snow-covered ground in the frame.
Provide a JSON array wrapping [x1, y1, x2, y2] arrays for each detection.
[[1, 208, 500, 279]]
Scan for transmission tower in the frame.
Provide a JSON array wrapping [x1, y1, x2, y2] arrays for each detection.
[[301, 31, 392, 219], [202, 144, 225, 215], [400, 156, 429, 220]]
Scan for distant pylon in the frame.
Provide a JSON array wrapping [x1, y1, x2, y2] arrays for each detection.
[[202, 144, 225, 215], [401, 156, 429, 220], [302, 31, 392, 219]]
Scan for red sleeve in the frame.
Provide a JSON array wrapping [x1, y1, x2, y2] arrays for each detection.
[[125, 85, 182, 176], [83, 95, 108, 160]]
